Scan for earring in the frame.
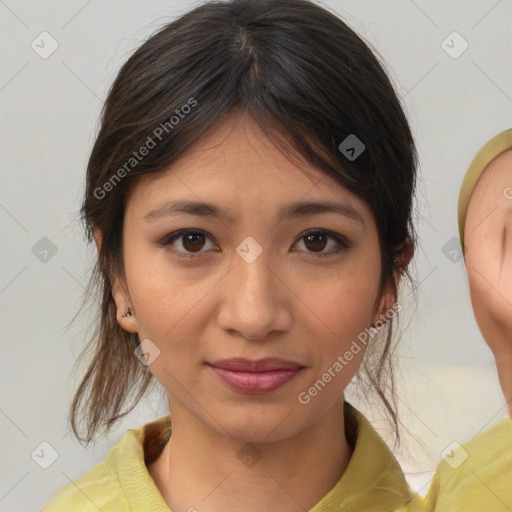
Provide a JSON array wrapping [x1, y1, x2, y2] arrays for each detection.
[[122, 307, 133, 317]]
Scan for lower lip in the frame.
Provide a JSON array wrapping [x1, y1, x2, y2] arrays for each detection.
[[209, 365, 303, 394]]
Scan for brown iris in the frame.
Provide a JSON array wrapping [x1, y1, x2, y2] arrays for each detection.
[[303, 232, 327, 252], [182, 232, 206, 252]]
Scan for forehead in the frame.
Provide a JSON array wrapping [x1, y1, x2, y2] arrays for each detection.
[[129, 111, 373, 220], [148, 111, 329, 188]]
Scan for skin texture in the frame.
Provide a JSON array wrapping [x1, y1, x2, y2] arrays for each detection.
[[464, 149, 512, 418], [103, 111, 403, 512]]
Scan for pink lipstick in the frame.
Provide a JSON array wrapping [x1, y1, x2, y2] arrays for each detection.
[[208, 357, 303, 394]]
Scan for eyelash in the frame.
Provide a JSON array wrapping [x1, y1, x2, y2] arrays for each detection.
[[158, 228, 351, 259]]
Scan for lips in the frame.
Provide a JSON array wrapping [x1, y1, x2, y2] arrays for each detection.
[[208, 358, 304, 394], [210, 357, 303, 372]]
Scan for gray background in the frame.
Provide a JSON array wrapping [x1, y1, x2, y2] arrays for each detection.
[[1, 0, 511, 510]]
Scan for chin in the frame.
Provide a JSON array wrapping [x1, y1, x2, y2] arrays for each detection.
[[218, 405, 301, 444]]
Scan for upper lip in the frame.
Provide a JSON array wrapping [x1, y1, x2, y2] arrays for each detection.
[[209, 357, 303, 372]]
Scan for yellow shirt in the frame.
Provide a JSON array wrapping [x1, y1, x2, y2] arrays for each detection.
[[42, 402, 512, 511]]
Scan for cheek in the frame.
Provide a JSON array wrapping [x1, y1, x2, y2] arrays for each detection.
[[295, 279, 375, 412], [300, 258, 381, 362], [122, 242, 217, 381], [124, 239, 212, 327], [312, 281, 376, 339], [326, 252, 381, 326]]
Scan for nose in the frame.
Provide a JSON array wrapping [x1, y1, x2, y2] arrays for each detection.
[[216, 246, 292, 341]]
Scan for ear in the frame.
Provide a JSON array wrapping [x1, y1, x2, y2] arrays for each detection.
[[93, 228, 139, 334], [372, 237, 414, 324]]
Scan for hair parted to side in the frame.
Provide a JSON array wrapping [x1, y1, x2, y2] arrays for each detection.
[[70, 0, 418, 446]]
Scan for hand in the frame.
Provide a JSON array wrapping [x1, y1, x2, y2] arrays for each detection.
[[463, 149, 512, 417]]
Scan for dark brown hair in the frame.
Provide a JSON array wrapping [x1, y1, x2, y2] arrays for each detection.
[[70, 0, 418, 446]]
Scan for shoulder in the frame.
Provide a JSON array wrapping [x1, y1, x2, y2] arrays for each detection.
[[421, 418, 512, 510], [41, 458, 128, 511], [41, 415, 172, 512]]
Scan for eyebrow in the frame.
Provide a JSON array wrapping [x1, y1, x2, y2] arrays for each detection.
[[143, 199, 365, 226]]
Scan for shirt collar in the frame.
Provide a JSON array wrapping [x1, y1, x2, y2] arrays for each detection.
[[112, 401, 415, 512], [310, 401, 415, 511]]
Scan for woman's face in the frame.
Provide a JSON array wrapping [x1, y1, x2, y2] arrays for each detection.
[[113, 111, 393, 442]]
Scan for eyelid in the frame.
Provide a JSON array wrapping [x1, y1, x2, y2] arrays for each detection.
[[159, 228, 217, 258], [292, 228, 351, 257]]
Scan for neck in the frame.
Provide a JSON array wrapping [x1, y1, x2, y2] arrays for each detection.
[[148, 399, 352, 512]]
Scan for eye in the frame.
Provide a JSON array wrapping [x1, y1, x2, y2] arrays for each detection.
[[293, 229, 351, 257], [160, 229, 217, 258], [158, 228, 350, 259]]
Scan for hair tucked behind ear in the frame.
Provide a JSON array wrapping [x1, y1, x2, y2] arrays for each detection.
[[69, 262, 155, 445], [69, 0, 417, 446]]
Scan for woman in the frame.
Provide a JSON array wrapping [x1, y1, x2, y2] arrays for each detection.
[[42, 1, 512, 510]]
